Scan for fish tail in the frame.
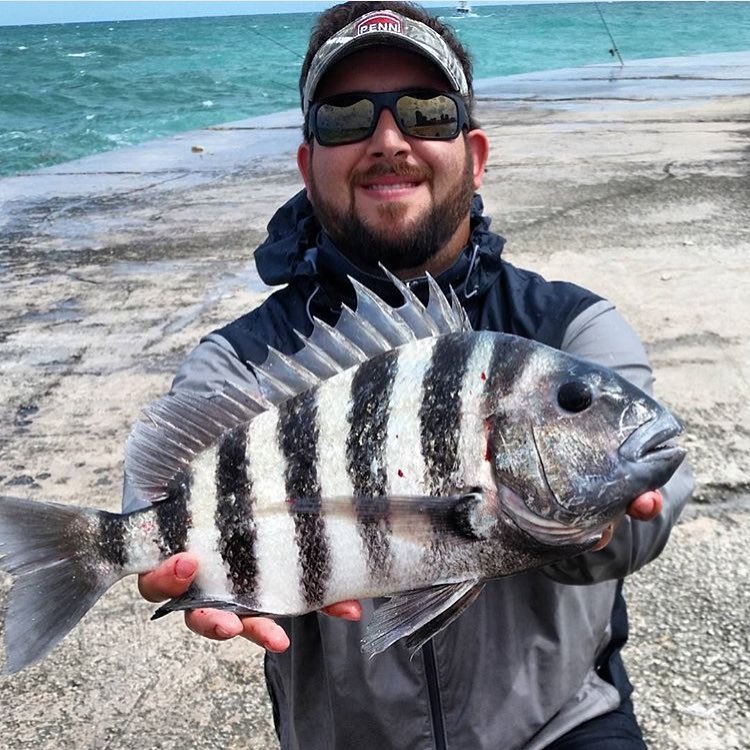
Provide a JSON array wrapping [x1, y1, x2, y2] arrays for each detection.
[[0, 495, 127, 675]]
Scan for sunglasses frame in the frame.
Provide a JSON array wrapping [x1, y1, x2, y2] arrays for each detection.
[[306, 88, 469, 147]]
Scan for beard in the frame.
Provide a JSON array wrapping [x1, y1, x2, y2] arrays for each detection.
[[307, 146, 475, 273]]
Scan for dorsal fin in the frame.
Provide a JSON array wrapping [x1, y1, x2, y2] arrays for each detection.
[[125, 385, 269, 502], [253, 268, 471, 406], [125, 271, 470, 502]]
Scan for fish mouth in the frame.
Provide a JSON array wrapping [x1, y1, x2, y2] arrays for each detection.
[[619, 410, 686, 470]]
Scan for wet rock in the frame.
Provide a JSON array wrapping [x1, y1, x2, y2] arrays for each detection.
[[6, 474, 36, 486], [14, 403, 39, 427]]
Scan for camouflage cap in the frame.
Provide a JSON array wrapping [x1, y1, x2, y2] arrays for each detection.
[[301, 9, 470, 115]]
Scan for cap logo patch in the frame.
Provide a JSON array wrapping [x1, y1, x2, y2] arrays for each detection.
[[356, 11, 403, 36]]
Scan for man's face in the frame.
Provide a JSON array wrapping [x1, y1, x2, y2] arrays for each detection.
[[297, 47, 488, 276]]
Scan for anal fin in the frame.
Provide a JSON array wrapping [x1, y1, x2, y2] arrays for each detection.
[[150, 584, 264, 620], [362, 580, 486, 659]]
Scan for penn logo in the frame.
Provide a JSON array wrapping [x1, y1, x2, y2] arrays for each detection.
[[356, 12, 403, 36]]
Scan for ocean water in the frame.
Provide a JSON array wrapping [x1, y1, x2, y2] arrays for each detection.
[[1, 1, 749, 176]]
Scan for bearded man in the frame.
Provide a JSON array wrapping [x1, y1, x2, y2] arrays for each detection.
[[133, 3, 693, 748]]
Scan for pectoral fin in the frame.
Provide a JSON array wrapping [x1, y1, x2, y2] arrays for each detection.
[[284, 490, 496, 541], [362, 580, 486, 658]]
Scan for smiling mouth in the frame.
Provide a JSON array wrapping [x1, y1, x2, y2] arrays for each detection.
[[362, 181, 420, 191]]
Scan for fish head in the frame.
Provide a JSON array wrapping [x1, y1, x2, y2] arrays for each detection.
[[487, 342, 686, 546]]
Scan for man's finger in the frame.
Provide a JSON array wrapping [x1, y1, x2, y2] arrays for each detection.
[[138, 553, 198, 602], [321, 600, 362, 621], [591, 524, 614, 551], [185, 609, 290, 652], [628, 490, 663, 521], [185, 608, 244, 640], [240, 617, 291, 652]]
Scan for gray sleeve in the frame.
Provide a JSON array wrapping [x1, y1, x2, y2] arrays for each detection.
[[122, 333, 260, 513], [542, 300, 695, 585], [170, 333, 260, 397]]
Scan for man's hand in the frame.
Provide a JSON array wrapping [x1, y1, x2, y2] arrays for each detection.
[[591, 490, 663, 551], [138, 553, 362, 652]]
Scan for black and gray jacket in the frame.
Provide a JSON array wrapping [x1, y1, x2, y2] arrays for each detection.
[[124, 191, 693, 750]]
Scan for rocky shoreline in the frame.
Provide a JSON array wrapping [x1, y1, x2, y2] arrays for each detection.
[[1, 55, 748, 748]]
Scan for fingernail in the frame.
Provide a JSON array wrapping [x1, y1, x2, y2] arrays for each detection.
[[175, 558, 196, 580], [216, 625, 235, 639]]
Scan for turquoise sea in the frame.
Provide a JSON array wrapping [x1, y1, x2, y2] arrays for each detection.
[[1, 1, 749, 176]]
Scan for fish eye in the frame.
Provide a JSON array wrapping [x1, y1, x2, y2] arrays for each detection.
[[557, 380, 593, 413]]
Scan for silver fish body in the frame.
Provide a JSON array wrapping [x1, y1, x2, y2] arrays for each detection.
[[0, 275, 685, 673]]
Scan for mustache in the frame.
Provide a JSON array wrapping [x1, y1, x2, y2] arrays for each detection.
[[352, 162, 433, 185]]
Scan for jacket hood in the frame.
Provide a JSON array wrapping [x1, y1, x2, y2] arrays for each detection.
[[254, 189, 506, 309]]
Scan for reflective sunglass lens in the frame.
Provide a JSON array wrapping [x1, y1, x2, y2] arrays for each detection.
[[397, 94, 459, 139], [316, 98, 374, 146]]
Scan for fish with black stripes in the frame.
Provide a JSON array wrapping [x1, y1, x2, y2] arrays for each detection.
[[0, 270, 686, 674]]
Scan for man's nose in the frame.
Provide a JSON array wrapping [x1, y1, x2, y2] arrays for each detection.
[[366, 108, 411, 158]]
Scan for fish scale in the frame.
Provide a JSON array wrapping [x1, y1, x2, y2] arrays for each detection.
[[0, 273, 685, 673], [347, 349, 399, 583], [246, 405, 304, 615], [420, 332, 477, 497], [215, 427, 258, 603], [278, 389, 329, 609]]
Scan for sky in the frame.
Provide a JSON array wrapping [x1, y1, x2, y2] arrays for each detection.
[[0, 2, 331, 25], [0, 0, 734, 27], [2, 1, 338, 25]]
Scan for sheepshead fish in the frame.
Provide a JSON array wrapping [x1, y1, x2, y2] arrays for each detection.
[[0, 272, 685, 674]]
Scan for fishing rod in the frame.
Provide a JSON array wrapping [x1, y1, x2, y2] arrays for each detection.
[[248, 25, 304, 60], [245, 24, 304, 94], [594, 2, 624, 67]]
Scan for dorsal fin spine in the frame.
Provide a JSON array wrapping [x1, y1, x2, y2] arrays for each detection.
[[336, 305, 393, 358], [308, 316, 368, 368], [292, 329, 345, 379]]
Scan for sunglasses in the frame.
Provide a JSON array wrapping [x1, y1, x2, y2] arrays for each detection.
[[306, 89, 469, 147]]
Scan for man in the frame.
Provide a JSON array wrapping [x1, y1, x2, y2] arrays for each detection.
[[133, 3, 693, 748]]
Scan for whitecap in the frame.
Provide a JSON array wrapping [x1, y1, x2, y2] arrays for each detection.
[[17, 46, 28, 51], [67, 51, 94, 58], [85, 114, 96, 120], [202, 100, 214, 107]]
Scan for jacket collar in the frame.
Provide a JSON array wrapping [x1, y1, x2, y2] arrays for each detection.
[[254, 189, 505, 312]]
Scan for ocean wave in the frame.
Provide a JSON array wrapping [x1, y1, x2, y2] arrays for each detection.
[[1, 3, 749, 177]]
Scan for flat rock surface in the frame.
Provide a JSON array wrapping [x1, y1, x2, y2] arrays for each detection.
[[1, 54, 748, 748]]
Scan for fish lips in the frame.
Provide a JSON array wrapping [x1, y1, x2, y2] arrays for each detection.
[[618, 409, 686, 489]]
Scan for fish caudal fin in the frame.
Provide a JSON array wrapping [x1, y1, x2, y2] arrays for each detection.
[[0, 496, 121, 674]]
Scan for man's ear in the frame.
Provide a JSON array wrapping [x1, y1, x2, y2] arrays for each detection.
[[467, 129, 490, 190], [297, 141, 312, 194]]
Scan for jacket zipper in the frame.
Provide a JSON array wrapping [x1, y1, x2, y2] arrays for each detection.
[[422, 641, 447, 750]]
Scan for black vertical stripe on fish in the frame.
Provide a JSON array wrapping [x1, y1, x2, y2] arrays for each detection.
[[483, 335, 528, 407], [346, 350, 398, 580], [155, 469, 192, 557], [215, 426, 257, 601], [420, 333, 477, 496], [278, 389, 330, 609], [97, 512, 128, 568]]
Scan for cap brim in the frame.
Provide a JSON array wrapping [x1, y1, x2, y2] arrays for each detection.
[[302, 10, 469, 114]]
